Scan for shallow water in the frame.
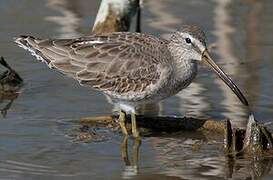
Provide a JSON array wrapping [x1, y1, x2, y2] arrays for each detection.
[[0, 0, 273, 179]]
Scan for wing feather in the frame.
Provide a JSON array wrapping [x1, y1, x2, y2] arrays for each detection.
[[15, 33, 168, 96]]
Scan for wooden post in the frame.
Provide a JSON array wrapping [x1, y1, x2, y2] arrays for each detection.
[[92, 0, 140, 34]]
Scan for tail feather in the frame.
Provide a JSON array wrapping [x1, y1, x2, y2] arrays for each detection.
[[14, 36, 84, 77], [14, 36, 51, 64]]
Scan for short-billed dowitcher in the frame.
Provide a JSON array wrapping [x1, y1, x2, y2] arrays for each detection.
[[15, 25, 248, 138]]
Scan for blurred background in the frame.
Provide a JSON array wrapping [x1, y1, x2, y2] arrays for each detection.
[[0, 0, 273, 179]]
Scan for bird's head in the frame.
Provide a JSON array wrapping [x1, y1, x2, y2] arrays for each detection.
[[170, 25, 248, 106]]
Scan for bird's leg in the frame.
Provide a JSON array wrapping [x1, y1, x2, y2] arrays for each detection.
[[118, 110, 128, 135], [131, 112, 139, 138]]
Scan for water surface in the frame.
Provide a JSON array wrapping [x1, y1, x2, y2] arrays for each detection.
[[0, 0, 273, 179]]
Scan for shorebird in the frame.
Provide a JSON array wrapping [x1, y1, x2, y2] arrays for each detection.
[[14, 25, 248, 138]]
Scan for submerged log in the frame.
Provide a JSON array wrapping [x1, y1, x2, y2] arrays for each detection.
[[79, 114, 226, 137], [224, 114, 273, 157], [79, 113, 273, 156]]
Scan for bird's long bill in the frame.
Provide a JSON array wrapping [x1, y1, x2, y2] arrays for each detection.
[[202, 50, 249, 106]]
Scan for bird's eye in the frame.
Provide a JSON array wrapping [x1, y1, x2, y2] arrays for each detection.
[[185, 38, 191, 44]]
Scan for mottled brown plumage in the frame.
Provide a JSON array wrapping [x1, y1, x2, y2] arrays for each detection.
[[16, 33, 170, 97]]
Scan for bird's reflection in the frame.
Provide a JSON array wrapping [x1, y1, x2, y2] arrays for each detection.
[[0, 57, 23, 117], [120, 136, 141, 179]]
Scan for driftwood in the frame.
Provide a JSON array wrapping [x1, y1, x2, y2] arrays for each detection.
[[80, 115, 224, 133], [224, 114, 273, 157], [92, 0, 141, 34], [79, 114, 273, 157]]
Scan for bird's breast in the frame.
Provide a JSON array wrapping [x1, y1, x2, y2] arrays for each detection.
[[165, 60, 198, 95]]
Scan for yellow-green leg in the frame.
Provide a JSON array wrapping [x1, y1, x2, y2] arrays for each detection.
[[131, 112, 139, 138], [118, 110, 128, 135]]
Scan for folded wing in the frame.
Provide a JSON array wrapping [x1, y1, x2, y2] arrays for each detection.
[[15, 33, 167, 95]]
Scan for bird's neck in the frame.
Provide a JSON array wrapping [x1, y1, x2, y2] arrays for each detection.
[[168, 44, 198, 87], [174, 58, 197, 84]]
